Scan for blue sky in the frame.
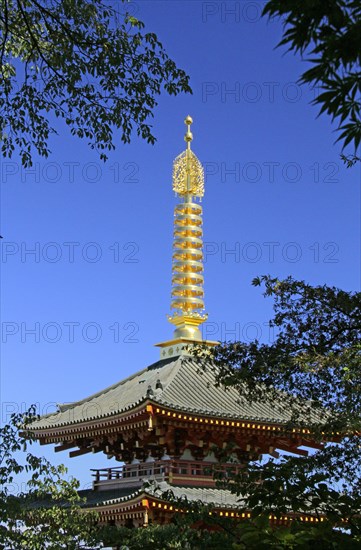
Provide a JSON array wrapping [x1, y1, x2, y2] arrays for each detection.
[[1, 0, 360, 489]]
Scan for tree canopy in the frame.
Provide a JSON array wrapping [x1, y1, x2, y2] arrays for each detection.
[[0, 407, 99, 549], [263, 0, 361, 164], [0, 0, 191, 166], [200, 276, 361, 547]]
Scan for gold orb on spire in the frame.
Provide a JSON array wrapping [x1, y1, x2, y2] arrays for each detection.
[[184, 115, 193, 144]]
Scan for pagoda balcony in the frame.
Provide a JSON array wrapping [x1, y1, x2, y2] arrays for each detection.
[[91, 460, 242, 491]]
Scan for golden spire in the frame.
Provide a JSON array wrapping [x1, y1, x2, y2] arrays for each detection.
[[155, 116, 218, 358], [168, 116, 207, 340]]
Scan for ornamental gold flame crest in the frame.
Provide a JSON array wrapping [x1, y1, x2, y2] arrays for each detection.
[[172, 150, 204, 197]]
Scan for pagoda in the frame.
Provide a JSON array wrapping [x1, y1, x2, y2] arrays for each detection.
[[29, 117, 322, 528]]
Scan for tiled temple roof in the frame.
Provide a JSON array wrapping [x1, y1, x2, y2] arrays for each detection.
[[30, 355, 309, 431], [79, 481, 242, 510]]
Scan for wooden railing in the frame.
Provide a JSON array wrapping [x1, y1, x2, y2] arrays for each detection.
[[91, 461, 171, 484], [91, 460, 242, 490]]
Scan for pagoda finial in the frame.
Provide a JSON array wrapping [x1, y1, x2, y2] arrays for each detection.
[[155, 117, 218, 357], [168, 116, 207, 340]]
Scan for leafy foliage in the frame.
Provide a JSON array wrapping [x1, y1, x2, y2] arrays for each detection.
[[0, 407, 100, 549], [263, 0, 361, 159], [0, 0, 191, 166], [212, 276, 360, 425], [97, 521, 236, 550], [201, 276, 361, 545], [96, 489, 361, 549]]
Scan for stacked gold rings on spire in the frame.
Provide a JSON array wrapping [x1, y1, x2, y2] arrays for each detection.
[[168, 116, 207, 340], [171, 201, 204, 312]]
